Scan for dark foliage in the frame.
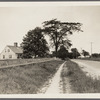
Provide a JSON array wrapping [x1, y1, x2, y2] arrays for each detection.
[[43, 19, 83, 57], [57, 45, 69, 60], [71, 48, 80, 58], [82, 50, 90, 57], [21, 27, 49, 58], [92, 53, 100, 58]]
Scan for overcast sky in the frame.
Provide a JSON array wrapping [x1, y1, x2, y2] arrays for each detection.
[[0, 3, 100, 54]]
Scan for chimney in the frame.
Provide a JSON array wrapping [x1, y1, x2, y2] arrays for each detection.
[[14, 42, 18, 47]]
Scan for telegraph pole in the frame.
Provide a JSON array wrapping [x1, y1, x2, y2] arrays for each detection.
[[91, 42, 93, 57]]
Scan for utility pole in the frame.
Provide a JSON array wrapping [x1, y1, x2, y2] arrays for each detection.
[[81, 48, 82, 53], [91, 42, 93, 57]]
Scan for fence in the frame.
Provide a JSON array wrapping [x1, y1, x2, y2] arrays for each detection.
[[0, 58, 54, 68]]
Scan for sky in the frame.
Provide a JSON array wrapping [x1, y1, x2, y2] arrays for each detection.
[[0, 2, 100, 54]]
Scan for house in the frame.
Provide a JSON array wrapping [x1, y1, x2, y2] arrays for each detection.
[[0, 42, 23, 59]]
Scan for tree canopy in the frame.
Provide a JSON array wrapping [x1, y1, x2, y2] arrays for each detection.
[[43, 19, 83, 57], [21, 27, 49, 58], [71, 48, 80, 58], [57, 45, 69, 60], [82, 50, 90, 57]]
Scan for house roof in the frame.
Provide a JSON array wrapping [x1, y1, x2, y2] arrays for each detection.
[[7, 45, 23, 54]]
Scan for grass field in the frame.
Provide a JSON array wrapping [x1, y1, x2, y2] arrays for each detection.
[[61, 60, 100, 93], [0, 60, 63, 94]]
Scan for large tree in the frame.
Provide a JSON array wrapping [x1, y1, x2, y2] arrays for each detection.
[[21, 27, 49, 58], [43, 19, 82, 57]]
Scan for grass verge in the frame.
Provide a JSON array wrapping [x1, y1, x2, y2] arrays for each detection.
[[79, 57, 100, 61], [0, 60, 63, 94], [61, 60, 100, 93]]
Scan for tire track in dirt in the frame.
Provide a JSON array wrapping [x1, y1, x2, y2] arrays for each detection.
[[39, 61, 72, 94], [45, 61, 66, 94], [60, 63, 72, 93]]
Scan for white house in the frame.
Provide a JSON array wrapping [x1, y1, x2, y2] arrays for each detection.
[[0, 43, 23, 59]]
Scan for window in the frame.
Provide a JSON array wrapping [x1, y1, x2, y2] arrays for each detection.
[[17, 54, 21, 59], [9, 55, 12, 59], [3, 55, 5, 59], [8, 49, 10, 52]]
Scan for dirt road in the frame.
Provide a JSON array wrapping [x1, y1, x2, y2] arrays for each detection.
[[72, 59, 100, 79], [45, 62, 66, 94], [39, 61, 71, 94]]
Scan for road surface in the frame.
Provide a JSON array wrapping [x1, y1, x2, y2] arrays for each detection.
[[71, 59, 100, 79]]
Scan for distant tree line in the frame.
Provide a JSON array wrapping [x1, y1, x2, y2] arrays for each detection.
[[52, 47, 81, 60], [21, 19, 83, 59], [92, 53, 100, 58]]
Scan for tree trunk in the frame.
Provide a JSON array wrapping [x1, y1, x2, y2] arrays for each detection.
[[55, 32, 58, 58], [55, 45, 58, 58], [34, 53, 36, 58]]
